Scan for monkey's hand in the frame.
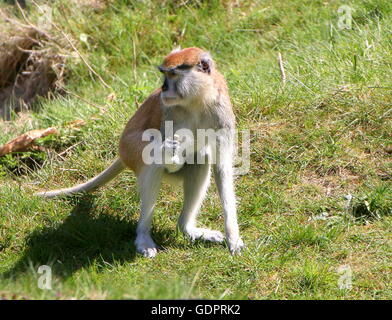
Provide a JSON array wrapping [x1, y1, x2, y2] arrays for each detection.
[[162, 135, 185, 173]]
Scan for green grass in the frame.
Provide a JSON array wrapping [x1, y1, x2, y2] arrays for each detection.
[[0, 0, 391, 299]]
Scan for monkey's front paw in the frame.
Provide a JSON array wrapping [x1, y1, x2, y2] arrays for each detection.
[[162, 136, 184, 173], [227, 238, 245, 255], [135, 235, 158, 258], [162, 136, 181, 159]]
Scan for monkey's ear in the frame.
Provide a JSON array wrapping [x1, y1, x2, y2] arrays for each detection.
[[198, 52, 213, 74]]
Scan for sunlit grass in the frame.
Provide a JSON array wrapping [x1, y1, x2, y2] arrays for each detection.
[[0, 0, 391, 299]]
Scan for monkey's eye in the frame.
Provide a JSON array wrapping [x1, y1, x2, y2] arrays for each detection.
[[176, 64, 192, 70]]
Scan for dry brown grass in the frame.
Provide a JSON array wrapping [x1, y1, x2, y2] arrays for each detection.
[[0, 11, 67, 119]]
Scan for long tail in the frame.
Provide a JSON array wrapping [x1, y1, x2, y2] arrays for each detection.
[[35, 158, 125, 198]]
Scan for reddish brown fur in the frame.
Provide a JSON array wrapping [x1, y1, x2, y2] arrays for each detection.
[[162, 47, 204, 68], [119, 88, 163, 174]]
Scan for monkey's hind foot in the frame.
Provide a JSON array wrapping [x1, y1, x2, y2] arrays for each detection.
[[186, 228, 225, 243], [135, 234, 158, 258], [227, 238, 245, 255]]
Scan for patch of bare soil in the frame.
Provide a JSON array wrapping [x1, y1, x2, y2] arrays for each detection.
[[300, 167, 362, 196]]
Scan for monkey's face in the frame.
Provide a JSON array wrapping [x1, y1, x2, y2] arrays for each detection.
[[158, 57, 214, 107]]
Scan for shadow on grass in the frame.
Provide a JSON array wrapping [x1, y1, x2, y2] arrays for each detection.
[[2, 194, 227, 282], [2, 195, 146, 280]]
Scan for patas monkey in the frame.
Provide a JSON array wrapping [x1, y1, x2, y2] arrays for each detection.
[[36, 47, 244, 257]]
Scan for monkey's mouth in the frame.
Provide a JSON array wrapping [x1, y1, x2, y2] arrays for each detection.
[[161, 96, 180, 106]]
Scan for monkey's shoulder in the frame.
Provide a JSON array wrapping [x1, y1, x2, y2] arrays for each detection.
[[125, 88, 164, 131]]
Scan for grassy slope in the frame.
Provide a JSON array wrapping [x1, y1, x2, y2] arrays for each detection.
[[0, 0, 391, 299]]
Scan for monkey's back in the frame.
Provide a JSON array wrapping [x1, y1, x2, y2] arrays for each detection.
[[119, 88, 163, 175]]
